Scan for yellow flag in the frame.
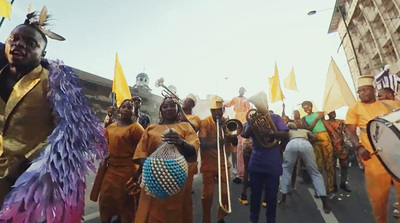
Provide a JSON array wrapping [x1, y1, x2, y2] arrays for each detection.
[[322, 59, 356, 113], [268, 62, 285, 103], [284, 67, 298, 91], [112, 53, 131, 107], [0, 0, 11, 18]]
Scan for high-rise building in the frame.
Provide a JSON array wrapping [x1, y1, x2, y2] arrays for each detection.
[[328, 0, 400, 90]]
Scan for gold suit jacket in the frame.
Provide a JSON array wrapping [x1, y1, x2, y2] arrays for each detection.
[[0, 65, 55, 178]]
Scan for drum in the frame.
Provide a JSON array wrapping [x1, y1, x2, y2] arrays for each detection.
[[367, 110, 400, 182]]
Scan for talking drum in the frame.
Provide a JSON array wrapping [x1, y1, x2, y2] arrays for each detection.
[[367, 110, 400, 182], [141, 141, 188, 199]]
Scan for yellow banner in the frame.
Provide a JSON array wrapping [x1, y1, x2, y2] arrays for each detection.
[[322, 59, 356, 113], [284, 67, 297, 91], [268, 62, 285, 103], [112, 53, 131, 107], [0, 0, 11, 18]]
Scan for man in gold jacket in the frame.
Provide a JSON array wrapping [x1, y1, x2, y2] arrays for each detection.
[[0, 23, 56, 206]]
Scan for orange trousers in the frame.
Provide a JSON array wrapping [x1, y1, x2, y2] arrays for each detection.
[[201, 168, 230, 223], [364, 156, 400, 223]]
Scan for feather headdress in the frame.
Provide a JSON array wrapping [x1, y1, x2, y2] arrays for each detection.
[[24, 6, 65, 41]]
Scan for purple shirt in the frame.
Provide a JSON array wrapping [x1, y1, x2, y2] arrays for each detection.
[[245, 113, 288, 176]]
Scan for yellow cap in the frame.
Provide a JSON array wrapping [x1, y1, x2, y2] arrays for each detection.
[[210, 96, 224, 109], [186, 94, 197, 106], [357, 75, 375, 88]]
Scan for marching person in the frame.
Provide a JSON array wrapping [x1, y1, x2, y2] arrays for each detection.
[[346, 75, 400, 223], [377, 87, 396, 101], [131, 96, 151, 129], [238, 138, 252, 205], [0, 7, 106, 222], [376, 86, 400, 218], [179, 93, 201, 223], [133, 96, 199, 223], [199, 96, 238, 223], [241, 92, 288, 223], [98, 99, 144, 223], [278, 122, 331, 213], [302, 101, 341, 198], [104, 106, 118, 127], [326, 111, 351, 192], [224, 87, 251, 184]]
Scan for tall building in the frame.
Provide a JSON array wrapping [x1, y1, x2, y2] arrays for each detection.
[[328, 0, 400, 90]]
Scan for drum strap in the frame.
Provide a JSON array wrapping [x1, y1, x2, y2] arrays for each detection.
[[380, 100, 397, 112]]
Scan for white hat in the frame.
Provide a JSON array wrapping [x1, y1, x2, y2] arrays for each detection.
[[186, 94, 197, 106], [357, 75, 374, 88], [210, 96, 224, 109]]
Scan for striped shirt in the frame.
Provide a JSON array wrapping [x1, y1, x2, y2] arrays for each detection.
[[374, 69, 400, 94]]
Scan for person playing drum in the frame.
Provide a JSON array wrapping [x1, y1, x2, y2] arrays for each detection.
[[345, 75, 400, 223]]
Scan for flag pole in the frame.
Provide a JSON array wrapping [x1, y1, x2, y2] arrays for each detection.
[[0, 0, 15, 30]]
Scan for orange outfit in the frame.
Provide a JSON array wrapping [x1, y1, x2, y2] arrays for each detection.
[[199, 116, 233, 223], [133, 122, 200, 223], [99, 122, 144, 223], [224, 96, 251, 124], [224, 96, 249, 179], [183, 114, 201, 223], [346, 100, 400, 223]]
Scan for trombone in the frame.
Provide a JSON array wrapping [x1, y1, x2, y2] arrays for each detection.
[[216, 118, 234, 214], [155, 77, 184, 105]]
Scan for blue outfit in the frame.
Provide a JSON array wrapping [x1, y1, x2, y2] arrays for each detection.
[[244, 113, 288, 223]]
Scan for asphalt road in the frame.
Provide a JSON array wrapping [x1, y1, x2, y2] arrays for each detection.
[[83, 163, 398, 223]]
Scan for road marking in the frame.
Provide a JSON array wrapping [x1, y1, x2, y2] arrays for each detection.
[[83, 211, 100, 221], [308, 188, 339, 223]]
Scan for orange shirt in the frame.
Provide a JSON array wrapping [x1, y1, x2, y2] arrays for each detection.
[[199, 116, 232, 173], [345, 100, 399, 153], [105, 122, 144, 158], [133, 122, 200, 223], [224, 96, 250, 124], [186, 114, 201, 132]]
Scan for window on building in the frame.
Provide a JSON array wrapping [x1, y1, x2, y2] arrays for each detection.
[[83, 82, 98, 91]]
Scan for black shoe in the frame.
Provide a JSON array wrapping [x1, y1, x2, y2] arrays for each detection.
[[217, 220, 225, 223], [233, 177, 242, 184], [239, 192, 249, 205], [323, 203, 331, 214], [327, 191, 336, 199], [278, 199, 285, 208], [340, 183, 352, 192], [321, 196, 331, 214]]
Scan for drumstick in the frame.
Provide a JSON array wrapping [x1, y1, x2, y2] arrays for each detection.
[[370, 147, 383, 156]]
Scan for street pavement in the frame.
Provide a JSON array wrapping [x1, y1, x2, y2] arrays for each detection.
[[83, 163, 398, 223]]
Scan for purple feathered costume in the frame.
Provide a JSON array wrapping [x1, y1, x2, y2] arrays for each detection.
[[0, 60, 107, 223]]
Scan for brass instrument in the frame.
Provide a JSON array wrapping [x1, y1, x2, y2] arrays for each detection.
[[155, 77, 184, 105], [246, 91, 278, 148], [216, 118, 232, 214], [222, 118, 243, 138]]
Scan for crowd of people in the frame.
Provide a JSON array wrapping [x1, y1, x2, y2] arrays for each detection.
[[0, 6, 400, 223]]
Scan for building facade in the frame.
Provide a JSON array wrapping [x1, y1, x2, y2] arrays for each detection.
[[328, 0, 400, 90], [0, 68, 163, 125]]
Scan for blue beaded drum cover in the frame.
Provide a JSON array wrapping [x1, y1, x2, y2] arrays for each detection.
[[141, 131, 188, 199]]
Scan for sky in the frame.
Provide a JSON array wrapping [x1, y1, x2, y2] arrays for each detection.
[[0, 0, 357, 119]]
